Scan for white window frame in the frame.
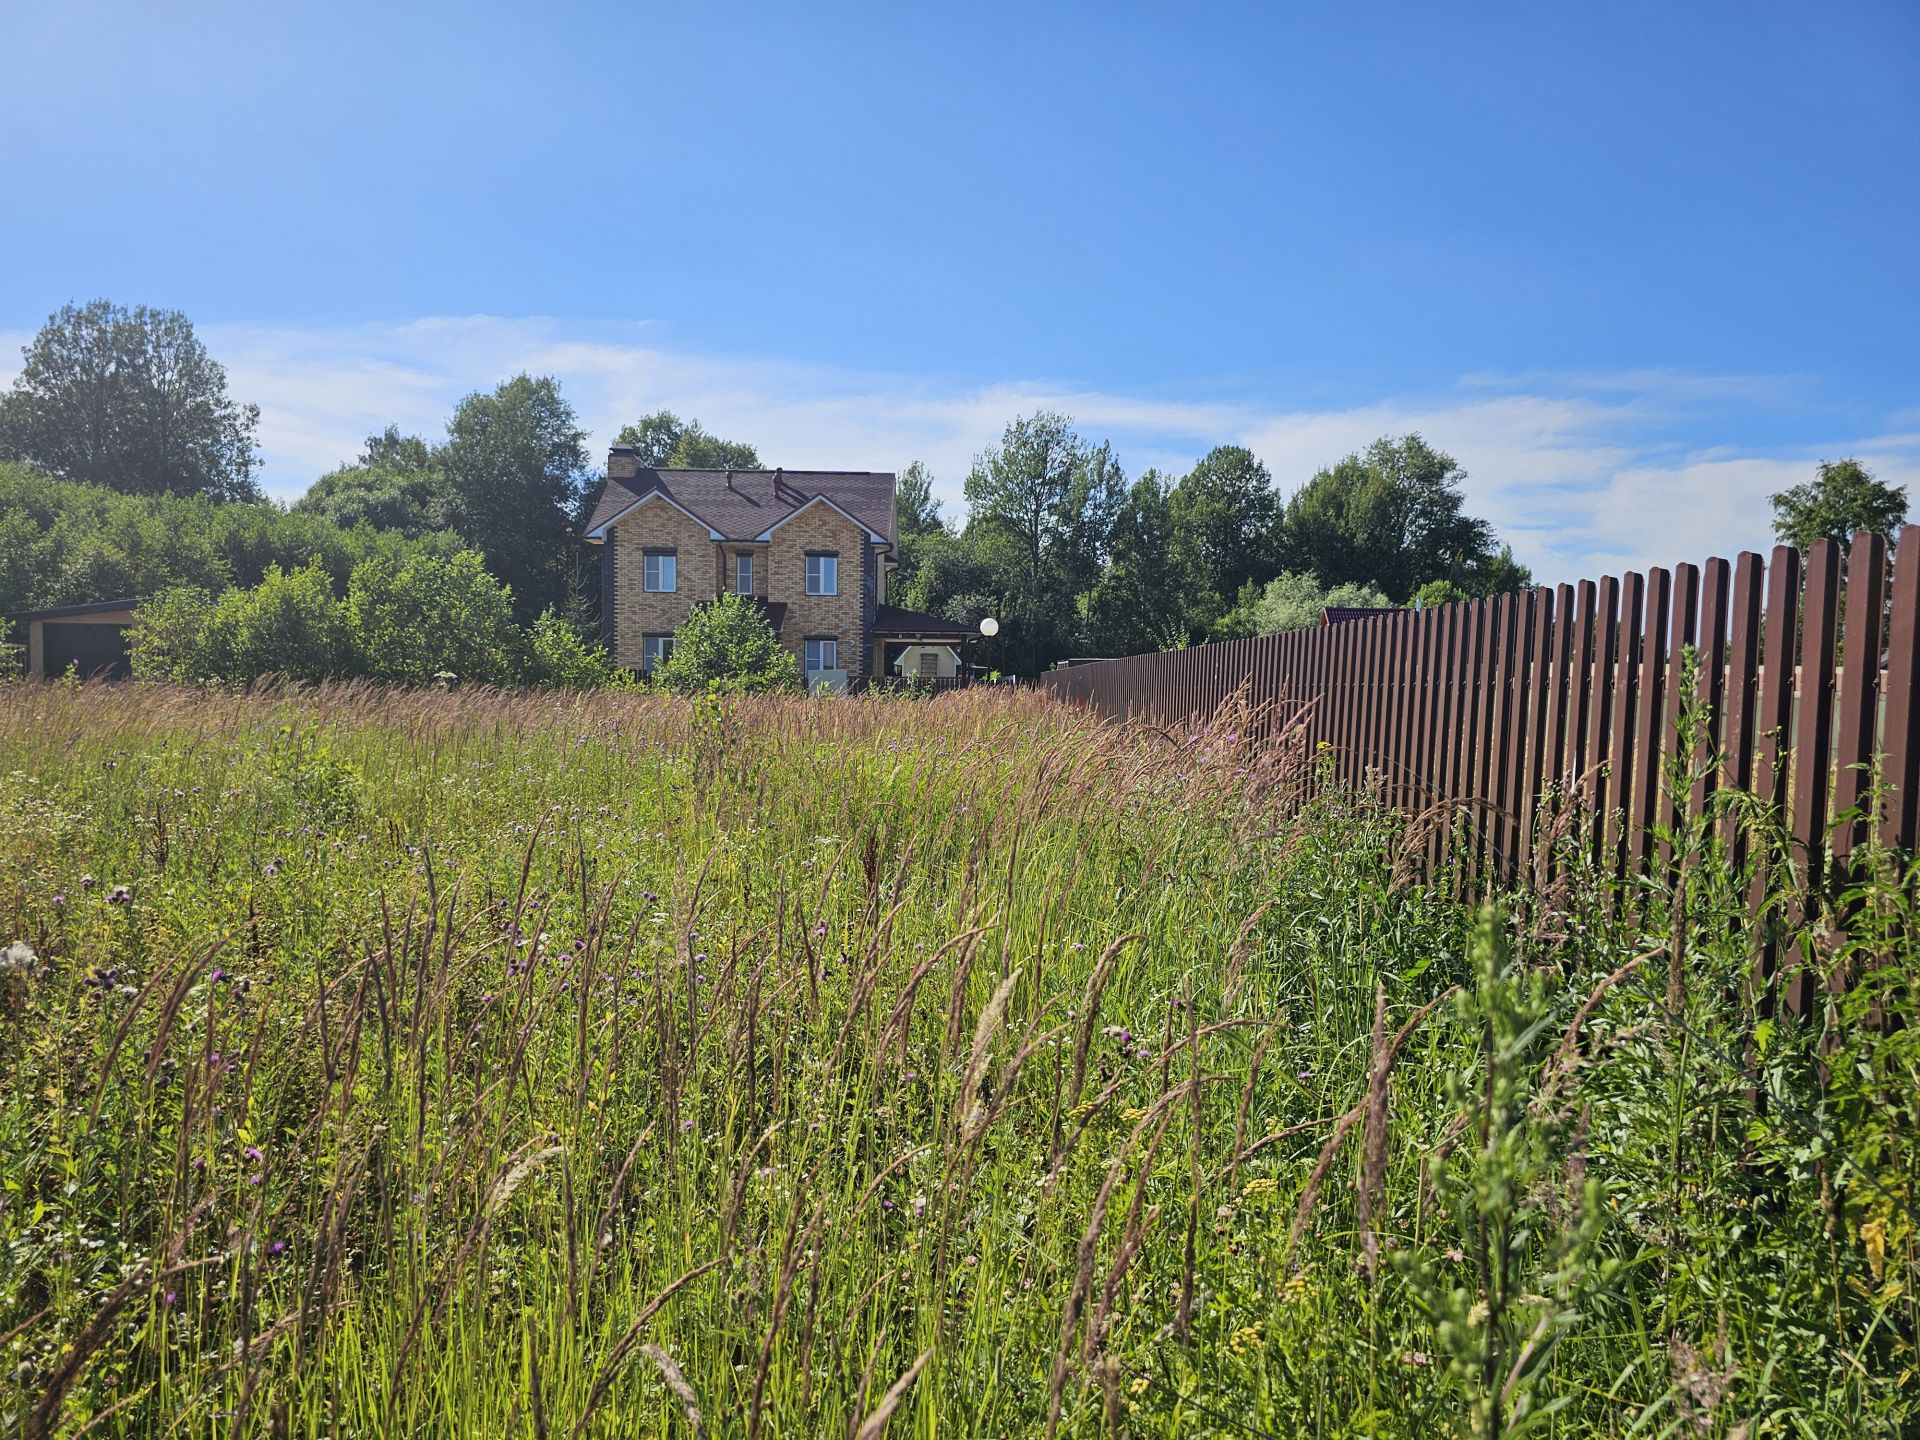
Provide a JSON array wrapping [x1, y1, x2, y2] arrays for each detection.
[[805, 552, 838, 596], [640, 634, 674, 673], [642, 552, 677, 593], [734, 551, 754, 595], [805, 638, 839, 674]]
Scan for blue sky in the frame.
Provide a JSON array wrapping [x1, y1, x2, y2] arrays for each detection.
[[2, 0, 1917, 580]]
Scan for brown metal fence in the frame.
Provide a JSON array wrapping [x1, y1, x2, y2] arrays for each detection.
[[1041, 529, 1920, 930]]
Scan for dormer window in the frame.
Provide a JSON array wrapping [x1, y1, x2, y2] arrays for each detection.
[[734, 552, 754, 595], [805, 552, 838, 596]]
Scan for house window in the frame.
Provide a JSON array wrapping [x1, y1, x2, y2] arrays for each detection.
[[734, 552, 754, 595], [804, 552, 838, 596], [641, 634, 673, 673], [805, 638, 839, 674], [643, 551, 677, 592]]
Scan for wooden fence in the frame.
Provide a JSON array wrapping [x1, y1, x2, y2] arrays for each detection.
[[1040, 531, 1920, 1000]]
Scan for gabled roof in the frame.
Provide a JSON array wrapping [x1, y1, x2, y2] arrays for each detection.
[[584, 468, 896, 545], [872, 604, 977, 639]]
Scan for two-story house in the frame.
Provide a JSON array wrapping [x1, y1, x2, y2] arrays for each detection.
[[584, 445, 975, 686]]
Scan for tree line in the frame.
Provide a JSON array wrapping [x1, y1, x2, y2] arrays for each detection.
[[2, 300, 1908, 681]]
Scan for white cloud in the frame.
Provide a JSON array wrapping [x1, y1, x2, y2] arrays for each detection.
[[5, 314, 1917, 585]]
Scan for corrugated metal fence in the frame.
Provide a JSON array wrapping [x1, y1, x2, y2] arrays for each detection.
[[1040, 531, 1920, 1003]]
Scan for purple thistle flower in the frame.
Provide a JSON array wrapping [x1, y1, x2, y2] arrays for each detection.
[[245, 1145, 263, 1162], [268, 1240, 287, 1257], [50, 893, 65, 907], [107, 885, 133, 906]]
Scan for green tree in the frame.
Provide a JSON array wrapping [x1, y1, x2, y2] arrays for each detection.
[[294, 463, 448, 537], [1284, 434, 1518, 602], [1080, 469, 1193, 655], [439, 374, 589, 621], [614, 411, 761, 470], [1168, 445, 1283, 632], [1769, 458, 1909, 553], [890, 460, 947, 598], [963, 413, 1123, 674], [652, 593, 802, 694], [1410, 577, 1473, 610], [1246, 569, 1393, 634], [0, 300, 261, 501], [345, 549, 524, 685], [359, 425, 435, 472]]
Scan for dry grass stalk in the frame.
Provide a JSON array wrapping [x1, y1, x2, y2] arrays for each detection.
[[640, 1345, 703, 1436], [1357, 984, 1390, 1281], [571, 1259, 721, 1439], [1289, 985, 1459, 1260], [1070, 934, 1139, 1112], [956, 968, 1020, 1141], [850, 1348, 934, 1440]]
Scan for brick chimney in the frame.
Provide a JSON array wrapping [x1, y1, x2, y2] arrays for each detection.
[[608, 443, 640, 480]]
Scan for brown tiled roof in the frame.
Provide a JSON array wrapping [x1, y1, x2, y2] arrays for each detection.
[[585, 469, 896, 545], [872, 604, 976, 639], [1320, 606, 1394, 626]]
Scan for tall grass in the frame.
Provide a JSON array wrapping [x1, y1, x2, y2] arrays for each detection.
[[0, 677, 1913, 1436]]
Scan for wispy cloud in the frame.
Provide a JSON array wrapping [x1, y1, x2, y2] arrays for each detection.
[[3, 314, 1915, 585]]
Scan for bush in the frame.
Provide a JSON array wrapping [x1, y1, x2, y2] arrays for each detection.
[[526, 608, 624, 690], [129, 563, 356, 683], [1249, 570, 1393, 634], [345, 550, 523, 685], [209, 562, 357, 681], [652, 593, 802, 695], [1410, 577, 1472, 610], [0, 462, 461, 616], [127, 585, 219, 681]]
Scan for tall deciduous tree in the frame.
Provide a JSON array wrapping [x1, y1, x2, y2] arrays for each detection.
[[963, 413, 1123, 674], [0, 300, 261, 501], [1081, 470, 1193, 656], [1169, 445, 1283, 632], [890, 460, 947, 599], [1770, 459, 1908, 553], [614, 411, 761, 470], [439, 374, 588, 620], [1284, 434, 1520, 601]]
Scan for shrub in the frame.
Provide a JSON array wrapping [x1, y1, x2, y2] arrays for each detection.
[[127, 585, 218, 681], [652, 593, 802, 694], [129, 563, 356, 683], [526, 608, 624, 690], [1410, 577, 1472, 609], [208, 562, 357, 681], [1250, 570, 1393, 634], [345, 550, 523, 685]]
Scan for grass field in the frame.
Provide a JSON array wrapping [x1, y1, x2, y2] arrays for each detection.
[[0, 681, 1913, 1437]]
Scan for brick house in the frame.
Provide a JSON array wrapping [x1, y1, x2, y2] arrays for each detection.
[[584, 446, 976, 686]]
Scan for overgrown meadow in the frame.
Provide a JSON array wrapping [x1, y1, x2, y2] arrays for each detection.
[[0, 681, 1914, 1437]]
